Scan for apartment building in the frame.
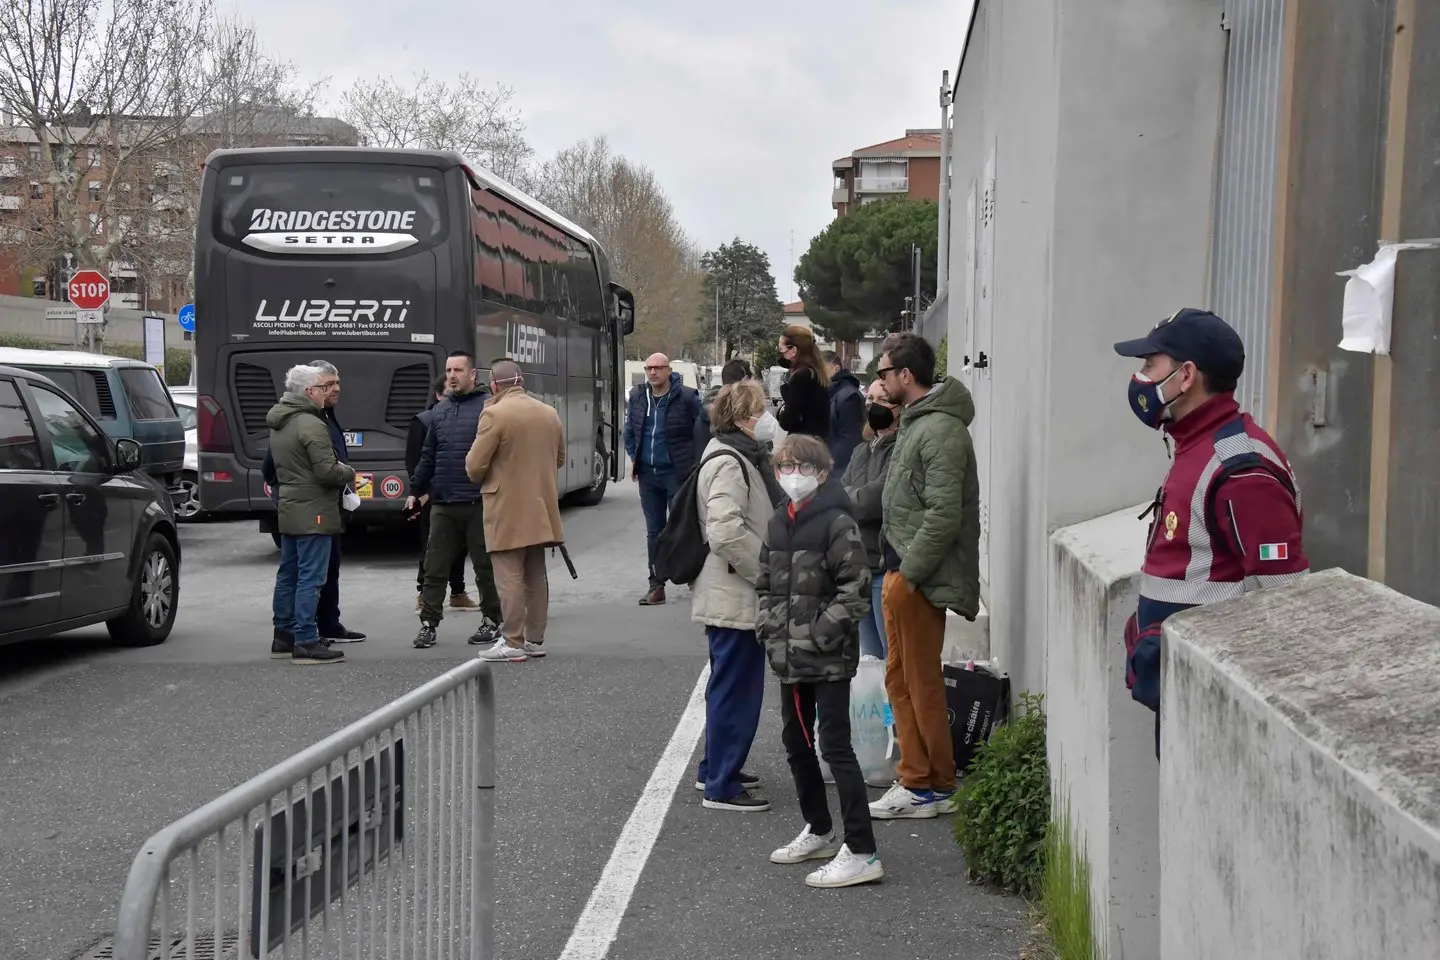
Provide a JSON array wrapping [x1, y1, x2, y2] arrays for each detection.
[[831, 128, 942, 217], [0, 110, 356, 310]]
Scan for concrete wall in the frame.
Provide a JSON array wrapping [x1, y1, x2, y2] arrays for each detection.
[[946, 0, 1226, 697], [1162, 569, 1440, 960], [1048, 507, 1160, 959], [0, 293, 189, 351]]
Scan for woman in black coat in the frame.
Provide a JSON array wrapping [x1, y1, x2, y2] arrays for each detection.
[[775, 324, 831, 441]]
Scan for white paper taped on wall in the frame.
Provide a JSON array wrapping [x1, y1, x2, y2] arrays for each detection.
[[1336, 240, 1440, 355]]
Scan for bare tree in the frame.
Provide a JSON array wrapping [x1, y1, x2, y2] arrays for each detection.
[[339, 73, 533, 180], [0, 0, 213, 295], [529, 136, 705, 358], [0, 3, 337, 316]]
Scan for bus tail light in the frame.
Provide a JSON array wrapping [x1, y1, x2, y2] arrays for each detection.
[[197, 394, 233, 454]]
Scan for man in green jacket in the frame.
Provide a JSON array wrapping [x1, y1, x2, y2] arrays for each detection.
[[869, 332, 981, 820], [267, 364, 355, 665]]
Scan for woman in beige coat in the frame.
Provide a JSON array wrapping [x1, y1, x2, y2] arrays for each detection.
[[692, 380, 786, 812]]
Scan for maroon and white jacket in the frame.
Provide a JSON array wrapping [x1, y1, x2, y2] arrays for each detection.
[[1126, 394, 1309, 710]]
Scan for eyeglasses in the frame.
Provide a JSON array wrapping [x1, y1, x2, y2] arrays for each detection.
[[775, 461, 822, 477], [644, 365, 669, 372], [874, 366, 896, 379]]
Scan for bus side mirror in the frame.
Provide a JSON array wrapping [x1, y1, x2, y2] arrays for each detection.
[[608, 283, 636, 336]]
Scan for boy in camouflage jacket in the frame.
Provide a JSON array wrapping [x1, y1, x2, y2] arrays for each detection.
[[757, 434, 883, 889]]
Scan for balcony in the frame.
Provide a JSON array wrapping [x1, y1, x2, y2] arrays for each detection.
[[831, 186, 849, 205], [0, 194, 21, 211], [0, 160, 18, 178], [854, 176, 909, 193]]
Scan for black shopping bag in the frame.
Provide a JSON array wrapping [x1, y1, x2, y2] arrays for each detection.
[[944, 663, 1011, 775]]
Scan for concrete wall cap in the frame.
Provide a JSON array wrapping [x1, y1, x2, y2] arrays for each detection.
[[1164, 568, 1440, 830]]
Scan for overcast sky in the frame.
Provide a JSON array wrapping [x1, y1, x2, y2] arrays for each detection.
[[232, 0, 971, 304]]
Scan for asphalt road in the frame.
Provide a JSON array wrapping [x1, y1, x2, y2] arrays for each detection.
[[0, 481, 1026, 960]]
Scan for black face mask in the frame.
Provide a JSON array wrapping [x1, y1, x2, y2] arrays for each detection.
[[866, 403, 895, 431]]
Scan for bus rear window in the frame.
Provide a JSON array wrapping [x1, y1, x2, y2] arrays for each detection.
[[213, 164, 447, 256]]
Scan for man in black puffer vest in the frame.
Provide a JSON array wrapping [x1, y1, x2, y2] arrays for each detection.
[[406, 351, 502, 649]]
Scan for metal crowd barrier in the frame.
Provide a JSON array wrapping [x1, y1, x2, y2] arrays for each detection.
[[109, 661, 496, 960]]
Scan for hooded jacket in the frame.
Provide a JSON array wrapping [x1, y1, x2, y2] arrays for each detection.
[[826, 369, 865, 474], [690, 435, 776, 631], [880, 376, 981, 618], [411, 386, 491, 504], [757, 479, 872, 683], [264, 394, 356, 536], [841, 430, 898, 572]]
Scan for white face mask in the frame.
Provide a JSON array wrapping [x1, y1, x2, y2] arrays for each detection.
[[752, 411, 779, 442], [779, 474, 819, 502]]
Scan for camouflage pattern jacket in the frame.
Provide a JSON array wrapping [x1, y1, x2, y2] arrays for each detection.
[[757, 479, 872, 684]]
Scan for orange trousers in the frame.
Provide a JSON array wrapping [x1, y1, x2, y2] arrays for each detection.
[[881, 571, 956, 793]]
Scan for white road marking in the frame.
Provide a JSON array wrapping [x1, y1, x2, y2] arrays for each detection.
[[557, 663, 710, 960]]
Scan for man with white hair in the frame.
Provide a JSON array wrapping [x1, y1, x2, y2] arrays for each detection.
[[265, 364, 356, 664], [262, 358, 366, 646]]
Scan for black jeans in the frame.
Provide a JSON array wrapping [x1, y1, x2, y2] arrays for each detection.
[[416, 502, 466, 595], [317, 531, 344, 632], [780, 679, 876, 855], [419, 502, 501, 624]]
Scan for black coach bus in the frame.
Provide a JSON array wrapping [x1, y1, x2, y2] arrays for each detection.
[[191, 147, 633, 534]]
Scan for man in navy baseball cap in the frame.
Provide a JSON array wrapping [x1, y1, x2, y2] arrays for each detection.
[[1114, 307, 1246, 428], [1113, 306, 1308, 762]]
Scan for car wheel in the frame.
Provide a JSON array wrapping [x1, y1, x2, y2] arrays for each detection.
[[566, 443, 609, 507], [107, 533, 179, 647], [174, 471, 203, 521]]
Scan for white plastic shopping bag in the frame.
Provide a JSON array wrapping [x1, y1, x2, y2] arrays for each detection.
[[818, 656, 898, 786]]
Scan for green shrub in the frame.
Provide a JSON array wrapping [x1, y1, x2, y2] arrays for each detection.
[[952, 691, 1050, 897], [1043, 798, 1095, 960]]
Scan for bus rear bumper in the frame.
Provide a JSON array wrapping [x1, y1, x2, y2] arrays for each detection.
[[198, 454, 415, 523]]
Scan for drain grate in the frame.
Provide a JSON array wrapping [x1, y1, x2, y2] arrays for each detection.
[[78, 931, 240, 960]]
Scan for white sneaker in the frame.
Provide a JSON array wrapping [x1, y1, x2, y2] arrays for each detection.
[[770, 825, 841, 865], [933, 789, 960, 815], [522, 641, 547, 659], [476, 641, 527, 662], [868, 782, 937, 820], [805, 844, 884, 888]]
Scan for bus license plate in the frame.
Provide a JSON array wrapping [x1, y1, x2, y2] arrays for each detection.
[[344, 431, 363, 446]]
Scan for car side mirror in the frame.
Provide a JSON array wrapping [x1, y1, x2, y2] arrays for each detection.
[[115, 437, 143, 472]]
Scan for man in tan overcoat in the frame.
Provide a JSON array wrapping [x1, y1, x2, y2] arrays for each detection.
[[464, 358, 565, 662]]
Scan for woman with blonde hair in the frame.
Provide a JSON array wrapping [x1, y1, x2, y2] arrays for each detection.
[[692, 379, 786, 811], [776, 324, 831, 441]]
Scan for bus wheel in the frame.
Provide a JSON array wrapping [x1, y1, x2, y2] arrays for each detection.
[[568, 444, 609, 507]]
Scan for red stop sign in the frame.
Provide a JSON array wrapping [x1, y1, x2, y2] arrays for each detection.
[[68, 269, 110, 310]]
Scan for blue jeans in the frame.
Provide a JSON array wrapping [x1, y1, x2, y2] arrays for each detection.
[[272, 534, 333, 645], [638, 465, 681, 588], [698, 627, 766, 800], [858, 572, 887, 658]]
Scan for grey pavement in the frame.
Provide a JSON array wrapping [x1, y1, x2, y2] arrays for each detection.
[[0, 481, 1025, 960]]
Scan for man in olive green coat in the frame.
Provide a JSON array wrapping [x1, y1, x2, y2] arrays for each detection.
[[869, 332, 981, 820], [267, 364, 356, 665]]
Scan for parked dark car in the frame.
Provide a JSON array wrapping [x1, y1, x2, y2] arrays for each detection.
[[0, 347, 186, 495], [0, 364, 181, 647]]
